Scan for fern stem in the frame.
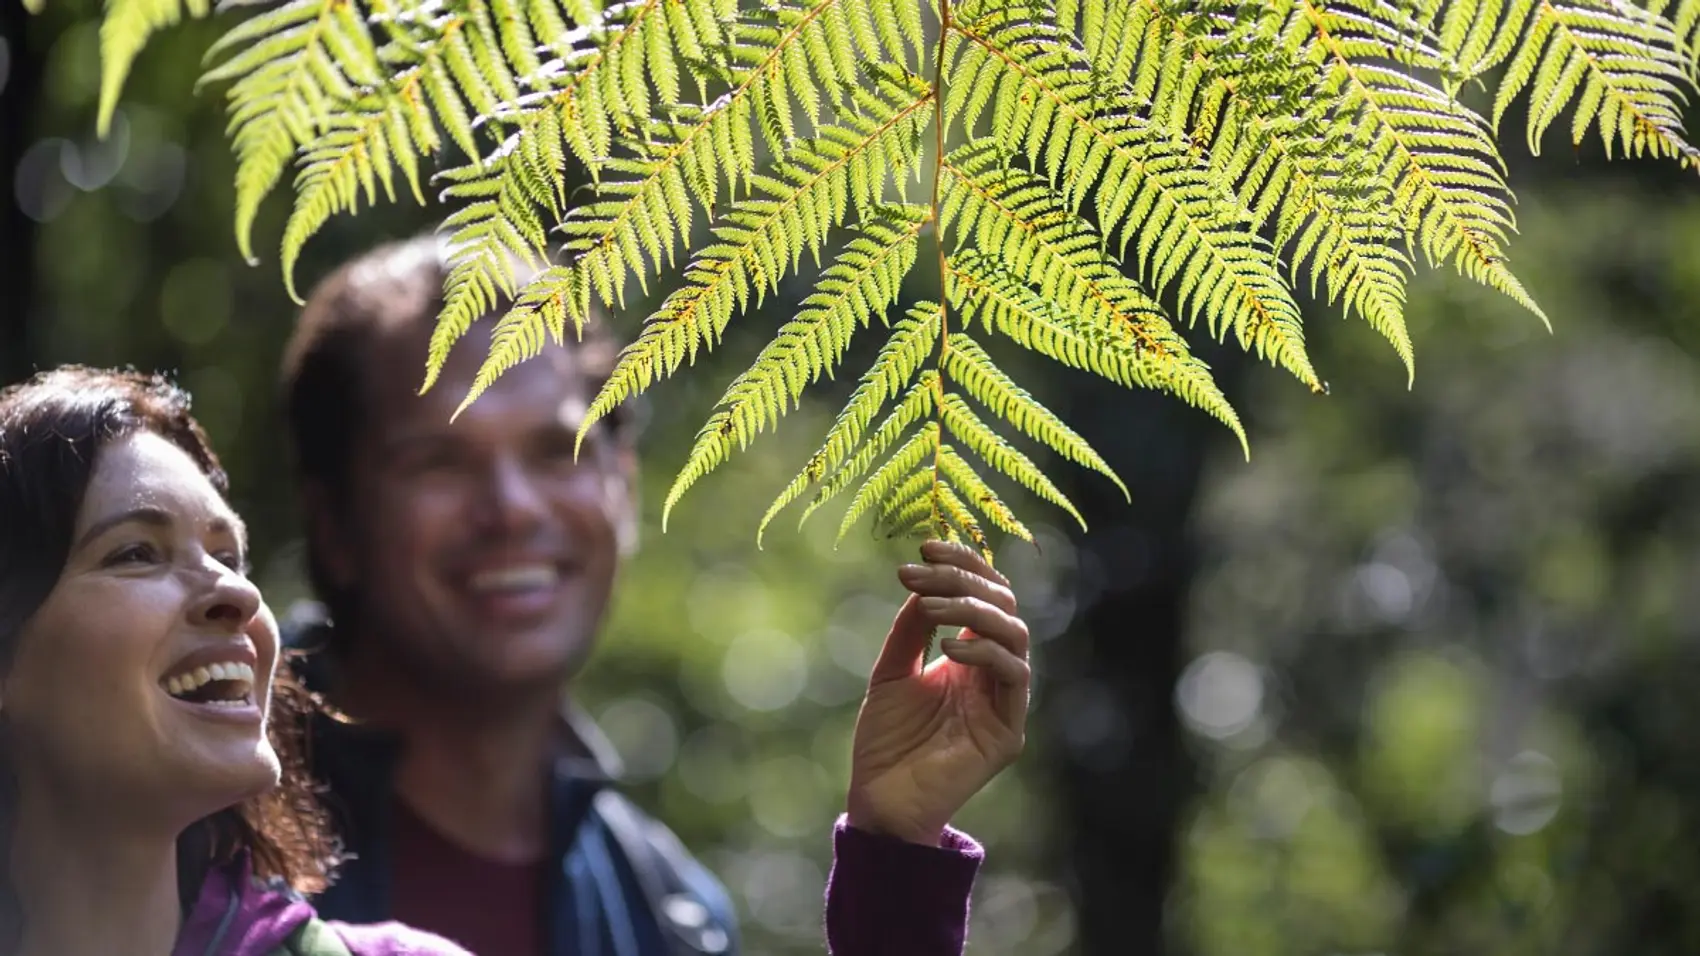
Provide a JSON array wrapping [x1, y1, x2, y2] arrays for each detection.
[[927, 0, 953, 541]]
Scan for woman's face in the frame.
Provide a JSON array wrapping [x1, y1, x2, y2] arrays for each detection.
[[3, 430, 281, 824]]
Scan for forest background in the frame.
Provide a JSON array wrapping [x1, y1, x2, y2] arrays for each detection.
[[7, 0, 1700, 952]]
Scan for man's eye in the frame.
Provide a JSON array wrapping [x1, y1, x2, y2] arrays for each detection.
[[105, 542, 161, 566], [213, 551, 250, 576]]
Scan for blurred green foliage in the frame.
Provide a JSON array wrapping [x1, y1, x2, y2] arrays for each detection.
[[1174, 185, 1700, 956]]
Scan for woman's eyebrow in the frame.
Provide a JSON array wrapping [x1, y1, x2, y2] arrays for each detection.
[[74, 509, 250, 553], [75, 506, 171, 552], [213, 515, 251, 552]]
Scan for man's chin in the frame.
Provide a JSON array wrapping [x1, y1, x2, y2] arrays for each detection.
[[445, 626, 593, 693]]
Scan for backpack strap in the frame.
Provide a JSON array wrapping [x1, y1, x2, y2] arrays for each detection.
[[271, 917, 356, 956], [592, 790, 735, 956]]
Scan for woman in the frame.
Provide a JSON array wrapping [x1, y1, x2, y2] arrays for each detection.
[[0, 364, 1030, 956], [0, 367, 468, 956]]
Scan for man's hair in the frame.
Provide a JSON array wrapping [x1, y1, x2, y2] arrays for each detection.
[[279, 234, 632, 619], [0, 367, 337, 946]]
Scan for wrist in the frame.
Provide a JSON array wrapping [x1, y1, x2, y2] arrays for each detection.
[[845, 801, 946, 847]]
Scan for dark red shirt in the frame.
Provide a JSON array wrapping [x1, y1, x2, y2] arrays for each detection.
[[389, 795, 546, 956]]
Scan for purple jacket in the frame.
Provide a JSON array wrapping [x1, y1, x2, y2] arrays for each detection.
[[174, 818, 982, 956]]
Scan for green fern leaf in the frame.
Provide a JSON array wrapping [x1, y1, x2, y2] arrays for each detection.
[[1491, 1, 1700, 165], [949, 4, 1318, 393], [558, 61, 928, 318], [940, 139, 1321, 393], [945, 250, 1246, 452], [833, 413, 941, 542], [99, 0, 211, 136], [933, 442, 1033, 543], [451, 268, 577, 417], [1641, 0, 1700, 68], [937, 391, 1085, 530], [573, 93, 931, 454], [81, 0, 1700, 555], [198, 0, 378, 266], [760, 302, 942, 545], [1276, 0, 1547, 324], [943, 332, 1128, 502], [662, 205, 929, 527]]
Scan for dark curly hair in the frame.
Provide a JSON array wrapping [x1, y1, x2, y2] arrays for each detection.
[[0, 366, 337, 950]]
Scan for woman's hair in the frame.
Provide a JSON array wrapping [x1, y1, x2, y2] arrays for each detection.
[[0, 367, 337, 937]]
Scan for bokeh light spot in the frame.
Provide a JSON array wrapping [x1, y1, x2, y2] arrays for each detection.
[[1177, 651, 1265, 740], [596, 695, 679, 781], [1491, 750, 1563, 836], [720, 629, 807, 712]]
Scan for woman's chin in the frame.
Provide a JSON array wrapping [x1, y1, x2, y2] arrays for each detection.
[[171, 743, 283, 815]]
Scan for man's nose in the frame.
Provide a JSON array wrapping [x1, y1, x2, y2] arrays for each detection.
[[480, 456, 549, 530]]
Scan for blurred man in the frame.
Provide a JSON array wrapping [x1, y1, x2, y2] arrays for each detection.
[[278, 235, 1033, 956]]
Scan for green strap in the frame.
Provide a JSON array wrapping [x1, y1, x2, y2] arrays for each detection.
[[271, 918, 355, 956]]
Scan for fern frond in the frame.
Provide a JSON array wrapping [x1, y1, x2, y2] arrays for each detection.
[[945, 250, 1245, 452], [932, 442, 1033, 543], [451, 266, 578, 416], [940, 140, 1321, 392], [83, 0, 1700, 556], [938, 391, 1086, 530], [928, 478, 991, 553], [199, 0, 381, 265], [1206, 82, 1415, 378], [949, 4, 1316, 390], [99, 0, 211, 136], [662, 205, 929, 526], [759, 302, 942, 545], [832, 408, 940, 540], [1489, 0, 1700, 165], [1642, 0, 1700, 68], [1273, 0, 1547, 324], [943, 332, 1128, 501], [574, 94, 932, 451], [554, 38, 928, 318]]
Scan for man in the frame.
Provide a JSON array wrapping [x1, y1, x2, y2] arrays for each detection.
[[276, 235, 1034, 955]]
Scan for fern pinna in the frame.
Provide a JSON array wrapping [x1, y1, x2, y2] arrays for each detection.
[[66, 0, 1700, 555]]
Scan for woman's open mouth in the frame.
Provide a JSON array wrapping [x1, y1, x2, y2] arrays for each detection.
[[161, 660, 256, 707], [159, 639, 260, 714]]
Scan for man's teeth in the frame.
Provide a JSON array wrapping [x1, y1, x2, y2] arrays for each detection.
[[164, 661, 256, 700], [469, 565, 559, 592]]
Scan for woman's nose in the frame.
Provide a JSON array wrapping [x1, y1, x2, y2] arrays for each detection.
[[187, 563, 261, 631]]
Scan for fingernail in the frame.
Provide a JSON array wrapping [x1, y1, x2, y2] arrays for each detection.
[[898, 563, 932, 582], [920, 596, 949, 611]]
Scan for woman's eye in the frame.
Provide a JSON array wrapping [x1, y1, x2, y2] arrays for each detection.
[[105, 542, 161, 566]]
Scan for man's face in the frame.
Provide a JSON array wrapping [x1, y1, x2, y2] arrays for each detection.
[[322, 325, 634, 694]]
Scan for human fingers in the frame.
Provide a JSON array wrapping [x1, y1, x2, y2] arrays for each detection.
[[939, 636, 1031, 733], [918, 595, 1030, 659], [897, 560, 1018, 615], [918, 539, 1011, 589]]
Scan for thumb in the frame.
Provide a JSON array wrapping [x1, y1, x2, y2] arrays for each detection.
[[867, 593, 933, 686]]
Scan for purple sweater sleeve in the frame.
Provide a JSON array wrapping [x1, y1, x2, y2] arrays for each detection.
[[823, 814, 984, 956]]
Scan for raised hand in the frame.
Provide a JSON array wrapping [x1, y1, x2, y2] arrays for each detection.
[[845, 539, 1031, 846]]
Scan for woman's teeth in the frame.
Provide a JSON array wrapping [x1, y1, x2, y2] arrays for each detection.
[[164, 661, 256, 702]]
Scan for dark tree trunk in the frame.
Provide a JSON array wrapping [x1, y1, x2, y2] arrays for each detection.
[[0, 2, 39, 383], [1048, 350, 1247, 956]]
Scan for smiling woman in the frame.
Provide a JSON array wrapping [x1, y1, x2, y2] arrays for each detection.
[[0, 368, 469, 956]]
